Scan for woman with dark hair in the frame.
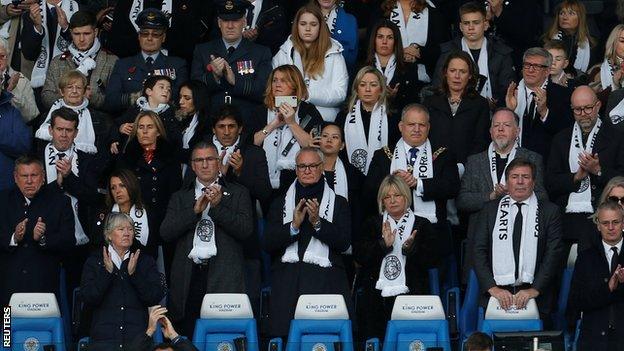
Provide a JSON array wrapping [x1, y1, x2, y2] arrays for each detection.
[[365, 19, 422, 114], [177, 80, 211, 173], [544, 0, 596, 73], [248, 65, 324, 194], [424, 51, 490, 168], [93, 169, 158, 258], [376, 0, 449, 82], [111, 75, 181, 153]]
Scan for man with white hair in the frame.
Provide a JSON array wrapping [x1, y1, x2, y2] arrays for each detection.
[[0, 37, 38, 122]]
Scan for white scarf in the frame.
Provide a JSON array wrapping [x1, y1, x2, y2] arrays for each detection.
[[182, 114, 198, 149], [344, 100, 388, 175], [108, 245, 130, 270], [324, 6, 338, 35], [389, 2, 431, 48], [136, 96, 170, 114], [330, 158, 348, 200], [553, 31, 590, 72], [213, 136, 240, 166], [390, 138, 437, 223], [375, 54, 396, 84], [281, 180, 335, 267], [129, 0, 172, 32], [488, 141, 518, 186], [375, 210, 415, 297], [35, 98, 97, 154], [566, 119, 601, 213], [112, 203, 149, 247], [462, 37, 491, 99], [188, 179, 220, 264], [263, 109, 300, 189], [44, 143, 89, 246], [31, 0, 78, 88], [600, 59, 619, 91], [68, 38, 100, 76], [492, 194, 539, 286]]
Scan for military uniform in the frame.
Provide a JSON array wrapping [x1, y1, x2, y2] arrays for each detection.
[[42, 49, 118, 110], [190, 0, 271, 123], [103, 8, 189, 113]]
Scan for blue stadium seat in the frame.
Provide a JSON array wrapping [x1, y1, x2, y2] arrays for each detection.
[[270, 294, 353, 351], [4, 293, 66, 351], [458, 270, 480, 343], [366, 295, 451, 351], [192, 294, 259, 351], [553, 244, 577, 350], [428, 268, 440, 297], [478, 297, 543, 336]]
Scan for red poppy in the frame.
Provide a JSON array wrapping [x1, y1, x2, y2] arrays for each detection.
[[128, 66, 137, 74]]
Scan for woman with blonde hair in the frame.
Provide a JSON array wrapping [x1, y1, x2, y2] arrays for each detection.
[[589, 25, 624, 117], [248, 65, 323, 192], [272, 5, 348, 122], [599, 176, 624, 206], [544, 0, 596, 73]]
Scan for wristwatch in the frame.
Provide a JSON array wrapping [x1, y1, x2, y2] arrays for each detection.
[[262, 128, 269, 135]]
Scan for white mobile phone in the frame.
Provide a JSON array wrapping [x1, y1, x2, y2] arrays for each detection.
[[275, 95, 297, 108]]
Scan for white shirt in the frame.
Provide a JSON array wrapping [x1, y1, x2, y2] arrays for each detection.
[[602, 238, 623, 268], [141, 52, 160, 63]]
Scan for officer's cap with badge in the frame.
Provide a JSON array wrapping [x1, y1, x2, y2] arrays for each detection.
[[216, 0, 253, 20], [135, 8, 170, 30]]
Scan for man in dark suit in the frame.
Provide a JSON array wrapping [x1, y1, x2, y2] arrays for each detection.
[[458, 108, 547, 281], [569, 200, 624, 351], [473, 157, 564, 318], [239, 0, 288, 55], [104, 8, 188, 113], [433, 1, 514, 107], [160, 141, 253, 338], [0, 155, 75, 306], [547, 86, 624, 251], [191, 0, 271, 123], [506, 47, 574, 160]]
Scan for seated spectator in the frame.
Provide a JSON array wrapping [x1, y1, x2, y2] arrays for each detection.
[[599, 176, 624, 205], [589, 25, 624, 113], [80, 212, 165, 351], [335, 66, 398, 175], [0, 155, 75, 306], [464, 331, 493, 351], [262, 147, 352, 337], [568, 200, 624, 350], [473, 158, 564, 318], [544, 40, 573, 88], [191, 0, 272, 123], [0, 89, 30, 191], [312, 0, 358, 70], [272, 5, 348, 122], [160, 141, 253, 337], [41, 10, 117, 111], [426, 51, 490, 169], [547, 86, 624, 251], [433, 1, 514, 107], [111, 75, 180, 153], [354, 174, 437, 339], [0, 0, 37, 77], [377, 0, 449, 81], [21, 0, 77, 88], [241, 0, 289, 55], [543, 0, 596, 74], [178, 80, 211, 174], [247, 65, 323, 193], [505, 47, 573, 160], [128, 305, 199, 351], [0, 38, 38, 123], [35, 70, 112, 154], [104, 9, 188, 113], [93, 168, 159, 259], [365, 19, 422, 114]]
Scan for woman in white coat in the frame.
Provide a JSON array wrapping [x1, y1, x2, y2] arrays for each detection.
[[272, 5, 348, 122]]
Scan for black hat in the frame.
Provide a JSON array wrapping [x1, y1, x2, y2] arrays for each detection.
[[216, 0, 252, 21], [135, 8, 169, 30]]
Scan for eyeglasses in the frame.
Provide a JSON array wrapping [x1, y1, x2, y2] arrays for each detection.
[[192, 156, 219, 164], [571, 102, 598, 116], [522, 62, 549, 71], [295, 162, 322, 171], [608, 196, 624, 203], [139, 31, 165, 39]]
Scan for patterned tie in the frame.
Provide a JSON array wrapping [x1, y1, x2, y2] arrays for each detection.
[[145, 56, 154, 72], [408, 147, 419, 167]]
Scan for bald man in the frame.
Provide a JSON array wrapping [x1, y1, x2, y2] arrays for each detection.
[[546, 86, 624, 250]]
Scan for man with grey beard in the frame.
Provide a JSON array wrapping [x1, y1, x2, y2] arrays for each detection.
[[457, 107, 547, 281]]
